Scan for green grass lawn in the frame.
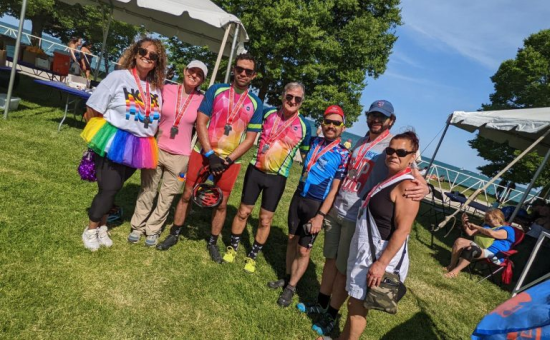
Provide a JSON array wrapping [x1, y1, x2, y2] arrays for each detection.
[[0, 75, 513, 339]]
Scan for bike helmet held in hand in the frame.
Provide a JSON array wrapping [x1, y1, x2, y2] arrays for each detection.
[[192, 166, 223, 208]]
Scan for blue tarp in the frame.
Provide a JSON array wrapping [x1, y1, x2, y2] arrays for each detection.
[[472, 280, 550, 339]]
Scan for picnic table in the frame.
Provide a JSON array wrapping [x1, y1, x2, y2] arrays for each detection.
[[445, 191, 491, 215], [33, 79, 91, 131]]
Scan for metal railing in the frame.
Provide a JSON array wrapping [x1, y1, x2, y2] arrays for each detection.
[[0, 23, 112, 73], [418, 160, 544, 208]]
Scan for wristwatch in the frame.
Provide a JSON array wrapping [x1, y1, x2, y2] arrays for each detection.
[[317, 211, 327, 218]]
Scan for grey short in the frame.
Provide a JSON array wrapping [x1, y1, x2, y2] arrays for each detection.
[[323, 210, 357, 274]]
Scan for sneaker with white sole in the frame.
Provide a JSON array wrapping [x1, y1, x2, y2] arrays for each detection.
[[82, 227, 100, 251], [97, 225, 113, 247], [145, 234, 159, 247], [127, 230, 142, 244]]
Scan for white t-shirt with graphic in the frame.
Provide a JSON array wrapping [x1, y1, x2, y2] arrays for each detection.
[[86, 70, 162, 137]]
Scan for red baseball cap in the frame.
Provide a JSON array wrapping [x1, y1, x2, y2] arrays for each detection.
[[324, 105, 345, 123]]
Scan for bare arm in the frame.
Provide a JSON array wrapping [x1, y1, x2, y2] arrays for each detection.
[[461, 213, 478, 236], [226, 131, 258, 162], [196, 112, 212, 153], [368, 180, 420, 287], [470, 224, 508, 240], [309, 179, 342, 234], [404, 167, 429, 201], [84, 107, 103, 122]]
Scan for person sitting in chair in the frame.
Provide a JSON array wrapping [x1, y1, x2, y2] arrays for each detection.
[[443, 209, 515, 278]]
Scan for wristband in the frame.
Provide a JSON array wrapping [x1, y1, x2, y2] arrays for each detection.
[[204, 150, 214, 157], [317, 211, 327, 218]]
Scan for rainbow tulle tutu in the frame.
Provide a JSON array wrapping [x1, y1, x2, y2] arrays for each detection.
[[81, 117, 158, 169]]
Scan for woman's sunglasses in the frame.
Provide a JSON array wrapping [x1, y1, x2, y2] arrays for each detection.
[[285, 94, 303, 104], [322, 119, 344, 127], [137, 47, 159, 62], [385, 147, 415, 157], [234, 66, 255, 77]]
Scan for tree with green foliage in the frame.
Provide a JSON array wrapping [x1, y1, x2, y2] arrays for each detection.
[[469, 29, 550, 187], [201, 0, 402, 125]]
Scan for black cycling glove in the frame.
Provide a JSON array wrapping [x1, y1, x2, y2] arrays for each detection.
[[208, 153, 225, 173]]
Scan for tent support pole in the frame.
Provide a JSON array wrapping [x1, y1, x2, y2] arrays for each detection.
[[209, 24, 232, 87], [224, 24, 240, 83], [435, 127, 550, 232], [95, 2, 113, 79], [512, 231, 550, 296], [4, 0, 28, 119], [508, 145, 550, 223], [424, 114, 451, 178]]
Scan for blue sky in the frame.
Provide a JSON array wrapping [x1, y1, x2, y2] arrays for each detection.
[[3, 1, 550, 172], [348, 0, 550, 172]]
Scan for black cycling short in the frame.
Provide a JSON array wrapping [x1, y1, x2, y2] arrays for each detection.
[[241, 165, 287, 212], [288, 191, 322, 249]]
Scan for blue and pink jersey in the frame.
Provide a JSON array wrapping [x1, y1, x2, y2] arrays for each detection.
[[297, 137, 350, 201], [251, 107, 311, 177], [197, 83, 263, 158]]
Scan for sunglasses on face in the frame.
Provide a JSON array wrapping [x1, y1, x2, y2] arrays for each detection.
[[234, 66, 255, 77], [285, 94, 303, 104], [385, 147, 415, 157], [367, 112, 389, 121], [322, 118, 344, 127], [137, 47, 159, 62]]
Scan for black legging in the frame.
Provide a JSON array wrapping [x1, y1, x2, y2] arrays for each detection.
[[88, 152, 136, 222]]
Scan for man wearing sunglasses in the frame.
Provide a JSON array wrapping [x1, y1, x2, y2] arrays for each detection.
[[221, 82, 311, 274], [267, 105, 350, 307], [156, 54, 264, 263], [299, 100, 429, 336]]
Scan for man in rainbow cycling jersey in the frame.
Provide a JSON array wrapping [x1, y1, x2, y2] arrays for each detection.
[[267, 105, 350, 307], [156, 54, 263, 264], [222, 82, 311, 274]]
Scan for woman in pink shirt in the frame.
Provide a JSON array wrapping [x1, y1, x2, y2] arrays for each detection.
[[129, 60, 208, 246]]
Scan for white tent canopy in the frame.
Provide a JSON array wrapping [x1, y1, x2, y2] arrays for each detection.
[[59, 0, 248, 56], [4, 0, 248, 118], [450, 108, 550, 154], [428, 107, 550, 295]]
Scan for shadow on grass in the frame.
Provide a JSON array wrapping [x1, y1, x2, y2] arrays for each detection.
[[380, 311, 440, 340]]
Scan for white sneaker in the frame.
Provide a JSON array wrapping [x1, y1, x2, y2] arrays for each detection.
[[97, 225, 113, 247], [82, 227, 100, 251]]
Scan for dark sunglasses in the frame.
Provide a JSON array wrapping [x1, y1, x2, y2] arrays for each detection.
[[367, 112, 389, 120], [322, 118, 344, 127], [234, 66, 255, 77], [385, 147, 416, 157], [285, 94, 303, 104], [137, 47, 159, 62]]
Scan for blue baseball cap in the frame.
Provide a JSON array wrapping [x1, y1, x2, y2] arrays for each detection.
[[367, 100, 394, 117]]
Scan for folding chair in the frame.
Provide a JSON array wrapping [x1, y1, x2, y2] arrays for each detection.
[[469, 226, 525, 285]]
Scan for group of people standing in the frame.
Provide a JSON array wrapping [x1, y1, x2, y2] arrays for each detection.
[[78, 37, 429, 340]]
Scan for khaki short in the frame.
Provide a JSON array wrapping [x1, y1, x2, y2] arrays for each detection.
[[323, 210, 357, 274]]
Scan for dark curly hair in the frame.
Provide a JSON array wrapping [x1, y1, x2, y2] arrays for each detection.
[[120, 37, 166, 90], [391, 131, 420, 152], [234, 53, 257, 72]]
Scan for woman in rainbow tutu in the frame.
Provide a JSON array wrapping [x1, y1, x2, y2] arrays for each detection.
[[80, 37, 166, 251]]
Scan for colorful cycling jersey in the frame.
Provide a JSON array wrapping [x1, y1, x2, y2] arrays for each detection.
[[251, 107, 311, 177], [197, 83, 263, 158], [333, 132, 393, 221], [297, 137, 350, 201]]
